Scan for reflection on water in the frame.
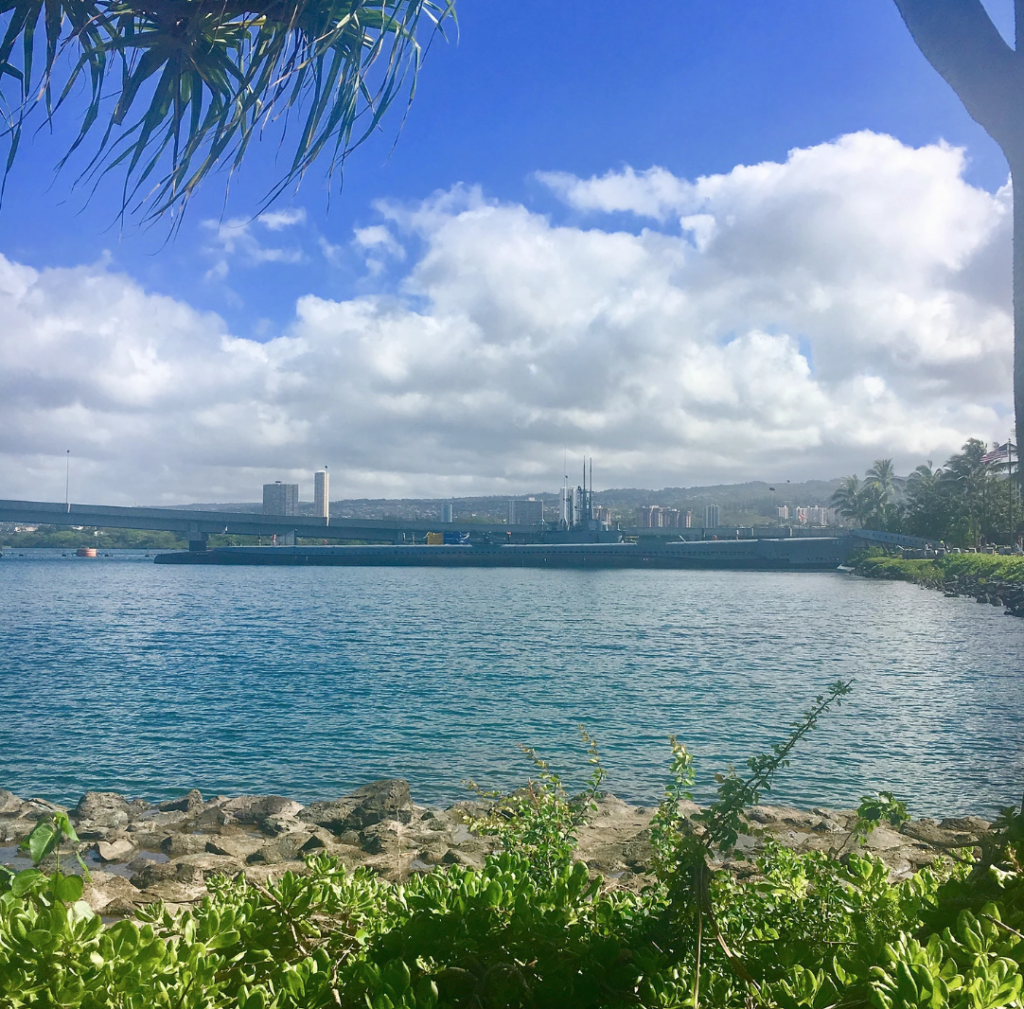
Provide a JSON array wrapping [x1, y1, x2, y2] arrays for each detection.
[[0, 550, 1021, 816]]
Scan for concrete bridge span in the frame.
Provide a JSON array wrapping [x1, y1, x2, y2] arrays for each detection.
[[0, 499, 566, 550]]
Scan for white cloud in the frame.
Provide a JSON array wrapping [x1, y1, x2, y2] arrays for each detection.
[[0, 132, 1013, 504], [202, 207, 307, 279], [258, 208, 307, 231]]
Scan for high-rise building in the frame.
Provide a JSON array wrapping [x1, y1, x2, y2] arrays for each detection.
[[508, 498, 544, 525], [703, 504, 720, 528], [637, 505, 657, 528], [441, 501, 454, 523], [263, 481, 298, 516], [777, 505, 790, 521], [314, 471, 329, 519], [683, 511, 693, 528]]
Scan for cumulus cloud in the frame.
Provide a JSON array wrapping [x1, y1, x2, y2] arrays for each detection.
[[0, 131, 1013, 504], [202, 207, 307, 279]]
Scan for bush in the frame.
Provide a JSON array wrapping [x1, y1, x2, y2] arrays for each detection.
[[2, 689, 1023, 1008]]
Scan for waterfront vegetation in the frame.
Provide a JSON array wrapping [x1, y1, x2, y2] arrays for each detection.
[[833, 440, 1021, 548], [3, 685, 1024, 1009], [853, 551, 1024, 589], [0, 527, 189, 550]]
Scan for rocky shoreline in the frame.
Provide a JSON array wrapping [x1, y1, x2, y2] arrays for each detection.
[[0, 783, 993, 918], [854, 555, 1024, 618]]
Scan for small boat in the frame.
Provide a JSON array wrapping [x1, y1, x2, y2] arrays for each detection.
[[76, 547, 98, 558]]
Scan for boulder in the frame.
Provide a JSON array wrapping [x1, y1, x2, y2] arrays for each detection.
[[417, 842, 450, 865], [205, 836, 267, 860], [161, 834, 210, 858], [82, 871, 143, 915], [621, 829, 656, 871], [0, 789, 24, 815], [359, 825, 405, 856], [221, 795, 303, 826], [938, 816, 991, 835], [127, 810, 190, 833], [158, 790, 204, 813], [857, 826, 906, 852], [300, 780, 413, 835], [260, 814, 307, 837], [73, 792, 132, 837], [246, 833, 312, 865], [134, 880, 207, 905], [95, 838, 135, 863], [131, 853, 240, 889], [441, 848, 484, 870]]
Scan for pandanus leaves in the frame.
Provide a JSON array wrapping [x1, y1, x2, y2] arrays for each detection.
[[0, 0, 452, 218]]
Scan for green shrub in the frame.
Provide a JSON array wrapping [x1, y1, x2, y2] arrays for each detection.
[[2, 688, 1022, 1008]]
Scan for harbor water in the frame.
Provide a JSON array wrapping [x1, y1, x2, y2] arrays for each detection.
[[0, 549, 1021, 816]]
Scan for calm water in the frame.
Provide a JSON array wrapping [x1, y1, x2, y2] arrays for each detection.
[[0, 550, 1021, 817]]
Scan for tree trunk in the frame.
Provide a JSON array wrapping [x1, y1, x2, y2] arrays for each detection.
[[1016, 158, 1024, 477], [893, 0, 1024, 480]]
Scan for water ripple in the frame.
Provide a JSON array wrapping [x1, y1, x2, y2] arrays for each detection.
[[0, 552, 1021, 816]]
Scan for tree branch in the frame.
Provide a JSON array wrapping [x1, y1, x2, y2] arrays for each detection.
[[893, 0, 1024, 158]]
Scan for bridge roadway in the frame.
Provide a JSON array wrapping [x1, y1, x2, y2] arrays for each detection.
[[0, 498, 558, 549], [0, 498, 935, 552]]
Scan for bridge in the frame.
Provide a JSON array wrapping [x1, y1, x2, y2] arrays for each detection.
[[0, 499, 562, 550], [1, 498, 895, 552]]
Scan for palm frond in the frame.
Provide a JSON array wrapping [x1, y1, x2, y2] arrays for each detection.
[[0, 0, 453, 219]]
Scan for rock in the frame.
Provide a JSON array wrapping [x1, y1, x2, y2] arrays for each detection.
[[221, 795, 303, 826], [245, 833, 311, 865], [857, 826, 905, 852], [621, 829, 656, 871], [748, 805, 824, 830], [131, 860, 188, 888], [359, 824, 405, 856], [205, 836, 267, 860], [442, 848, 484, 870], [158, 789, 204, 813], [73, 792, 132, 837], [337, 830, 361, 846], [445, 800, 488, 822], [260, 814, 307, 836], [161, 834, 210, 858], [95, 838, 135, 863], [242, 862, 313, 887], [128, 810, 190, 833], [134, 880, 207, 905], [417, 842, 449, 865], [82, 871, 141, 914], [175, 853, 244, 878], [938, 816, 990, 834], [300, 780, 413, 835], [0, 789, 24, 814], [188, 806, 235, 833], [131, 853, 241, 889]]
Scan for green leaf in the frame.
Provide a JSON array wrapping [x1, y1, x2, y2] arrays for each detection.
[[52, 873, 84, 903], [206, 929, 240, 950], [24, 820, 59, 865], [10, 868, 46, 896]]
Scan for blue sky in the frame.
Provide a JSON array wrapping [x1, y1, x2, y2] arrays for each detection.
[[0, 0, 1017, 502]]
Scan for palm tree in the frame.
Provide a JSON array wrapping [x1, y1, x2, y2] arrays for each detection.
[[893, 2, 1022, 517], [865, 458, 896, 505], [831, 475, 863, 525], [0, 0, 450, 219]]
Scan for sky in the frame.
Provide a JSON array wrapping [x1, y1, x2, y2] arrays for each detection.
[[0, 0, 1017, 505]]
